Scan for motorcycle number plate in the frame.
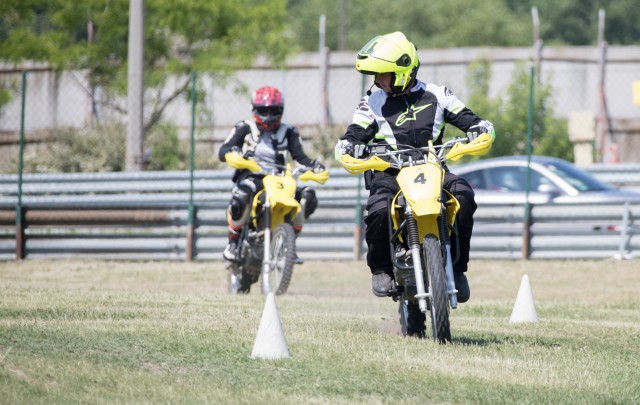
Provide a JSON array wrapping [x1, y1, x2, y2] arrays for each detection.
[[397, 164, 442, 216]]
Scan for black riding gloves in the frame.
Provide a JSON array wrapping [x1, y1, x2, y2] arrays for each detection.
[[311, 159, 326, 173]]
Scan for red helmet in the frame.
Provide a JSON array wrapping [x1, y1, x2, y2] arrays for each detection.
[[251, 86, 284, 132]]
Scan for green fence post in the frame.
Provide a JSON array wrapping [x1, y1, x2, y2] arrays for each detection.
[[186, 71, 197, 261], [15, 70, 27, 260], [522, 65, 535, 260]]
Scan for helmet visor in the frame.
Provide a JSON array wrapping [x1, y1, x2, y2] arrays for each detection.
[[254, 106, 283, 116]]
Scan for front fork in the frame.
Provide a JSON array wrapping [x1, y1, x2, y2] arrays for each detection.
[[406, 202, 459, 313], [444, 244, 458, 309], [439, 204, 458, 309], [261, 196, 272, 281], [405, 205, 429, 313]]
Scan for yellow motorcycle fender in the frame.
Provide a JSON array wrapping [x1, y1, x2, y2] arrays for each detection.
[[391, 187, 460, 242], [390, 195, 440, 243], [418, 190, 460, 240], [415, 190, 460, 240]]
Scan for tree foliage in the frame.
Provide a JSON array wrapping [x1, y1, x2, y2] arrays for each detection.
[[0, 0, 294, 173], [503, 0, 640, 46], [461, 60, 572, 162], [17, 125, 126, 173], [289, 0, 531, 52], [289, 0, 639, 52], [2, 0, 635, 172], [11, 122, 222, 173], [0, 0, 292, 129]]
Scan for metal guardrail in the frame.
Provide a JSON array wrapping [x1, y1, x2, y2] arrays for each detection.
[[1, 166, 639, 261], [0, 168, 366, 261], [581, 163, 640, 190], [471, 202, 639, 260]]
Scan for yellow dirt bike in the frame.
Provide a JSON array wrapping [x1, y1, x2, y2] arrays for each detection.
[[224, 153, 329, 295], [339, 134, 492, 342]]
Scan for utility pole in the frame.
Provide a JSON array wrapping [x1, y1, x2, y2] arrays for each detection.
[[339, 0, 346, 50], [319, 15, 329, 126], [126, 0, 144, 171], [596, 9, 613, 163]]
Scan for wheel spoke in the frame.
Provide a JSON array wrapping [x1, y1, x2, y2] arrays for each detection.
[[261, 223, 296, 295]]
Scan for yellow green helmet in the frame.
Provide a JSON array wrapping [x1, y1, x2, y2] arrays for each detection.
[[356, 31, 419, 94]]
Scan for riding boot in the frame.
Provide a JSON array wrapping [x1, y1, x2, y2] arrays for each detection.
[[223, 229, 240, 261]]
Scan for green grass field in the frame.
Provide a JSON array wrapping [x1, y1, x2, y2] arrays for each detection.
[[1, 258, 639, 404]]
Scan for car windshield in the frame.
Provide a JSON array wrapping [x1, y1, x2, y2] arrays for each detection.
[[543, 161, 615, 192]]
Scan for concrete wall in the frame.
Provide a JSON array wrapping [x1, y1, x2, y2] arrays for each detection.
[[1, 45, 639, 154]]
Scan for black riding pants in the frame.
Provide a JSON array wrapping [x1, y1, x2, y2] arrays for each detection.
[[363, 171, 477, 275]]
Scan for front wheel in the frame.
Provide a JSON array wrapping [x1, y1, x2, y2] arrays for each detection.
[[261, 223, 296, 295], [424, 233, 451, 343]]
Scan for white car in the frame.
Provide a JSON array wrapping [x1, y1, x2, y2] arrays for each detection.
[[450, 155, 640, 205]]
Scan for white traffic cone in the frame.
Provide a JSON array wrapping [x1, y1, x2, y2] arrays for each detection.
[[509, 274, 539, 323], [251, 292, 290, 359]]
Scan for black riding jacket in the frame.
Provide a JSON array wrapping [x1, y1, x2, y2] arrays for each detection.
[[219, 120, 313, 168], [339, 79, 493, 149]]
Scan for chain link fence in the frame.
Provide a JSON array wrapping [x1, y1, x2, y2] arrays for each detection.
[[538, 48, 640, 162], [0, 68, 127, 173], [1, 45, 639, 174]]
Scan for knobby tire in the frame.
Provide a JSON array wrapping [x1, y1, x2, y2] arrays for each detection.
[[262, 223, 296, 295], [424, 233, 451, 343]]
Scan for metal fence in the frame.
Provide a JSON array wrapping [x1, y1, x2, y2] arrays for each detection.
[[1, 166, 639, 261]]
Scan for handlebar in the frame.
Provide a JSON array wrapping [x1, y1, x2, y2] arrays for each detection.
[[368, 137, 468, 165], [224, 152, 329, 184], [339, 133, 493, 174]]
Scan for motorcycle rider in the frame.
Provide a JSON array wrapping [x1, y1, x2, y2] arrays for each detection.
[[219, 85, 326, 262], [335, 32, 495, 302]]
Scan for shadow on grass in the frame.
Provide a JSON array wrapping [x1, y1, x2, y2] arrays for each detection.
[[452, 333, 563, 348], [452, 335, 508, 346]]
